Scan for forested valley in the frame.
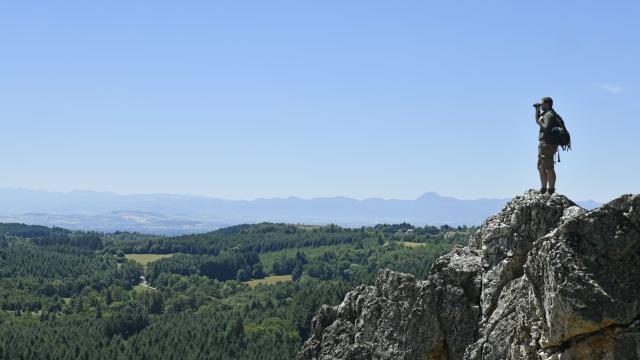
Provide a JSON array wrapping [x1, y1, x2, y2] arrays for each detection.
[[0, 222, 474, 359]]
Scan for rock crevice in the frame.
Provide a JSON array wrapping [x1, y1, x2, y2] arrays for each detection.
[[297, 190, 640, 360]]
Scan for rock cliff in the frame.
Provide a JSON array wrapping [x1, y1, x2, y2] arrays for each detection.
[[296, 190, 640, 359]]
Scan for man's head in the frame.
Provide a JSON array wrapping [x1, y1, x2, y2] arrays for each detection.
[[540, 96, 553, 111]]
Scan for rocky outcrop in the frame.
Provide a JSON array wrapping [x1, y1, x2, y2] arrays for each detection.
[[297, 190, 640, 360]]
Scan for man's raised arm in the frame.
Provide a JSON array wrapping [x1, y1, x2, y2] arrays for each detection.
[[534, 105, 543, 126]]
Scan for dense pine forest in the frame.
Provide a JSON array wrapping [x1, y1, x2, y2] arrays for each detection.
[[0, 222, 473, 359]]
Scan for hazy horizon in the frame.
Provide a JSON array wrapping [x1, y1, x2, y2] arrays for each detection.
[[1, 186, 611, 203], [1, 186, 602, 235]]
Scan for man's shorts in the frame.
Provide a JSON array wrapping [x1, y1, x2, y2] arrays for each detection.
[[537, 142, 557, 170]]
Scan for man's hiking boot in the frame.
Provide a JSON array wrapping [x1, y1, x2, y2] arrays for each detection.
[[548, 188, 556, 195], [539, 188, 547, 194]]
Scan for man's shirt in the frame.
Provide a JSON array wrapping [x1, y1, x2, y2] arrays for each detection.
[[539, 109, 559, 143]]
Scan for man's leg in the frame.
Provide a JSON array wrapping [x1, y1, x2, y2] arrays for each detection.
[[537, 143, 547, 192], [547, 145, 557, 192], [547, 168, 556, 190], [538, 168, 548, 189]]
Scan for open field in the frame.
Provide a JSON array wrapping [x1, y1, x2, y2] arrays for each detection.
[[397, 241, 427, 248], [132, 284, 152, 294], [244, 274, 293, 288], [125, 253, 176, 265]]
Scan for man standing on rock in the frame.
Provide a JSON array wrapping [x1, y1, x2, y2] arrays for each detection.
[[534, 96, 564, 195]]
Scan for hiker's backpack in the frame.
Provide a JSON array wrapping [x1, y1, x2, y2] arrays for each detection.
[[548, 112, 571, 150], [547, 112, 571, 162]]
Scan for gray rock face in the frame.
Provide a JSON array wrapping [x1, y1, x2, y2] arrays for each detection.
[[297, 190, 640, 360]]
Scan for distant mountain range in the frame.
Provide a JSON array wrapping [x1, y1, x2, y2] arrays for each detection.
[[0, 188, 601, 235]]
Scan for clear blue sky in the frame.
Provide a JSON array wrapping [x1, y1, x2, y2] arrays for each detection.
[[1, 1, 638, 202]]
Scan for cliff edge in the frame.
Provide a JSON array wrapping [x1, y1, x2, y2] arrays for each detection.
[[296, 190, 640, 360]]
